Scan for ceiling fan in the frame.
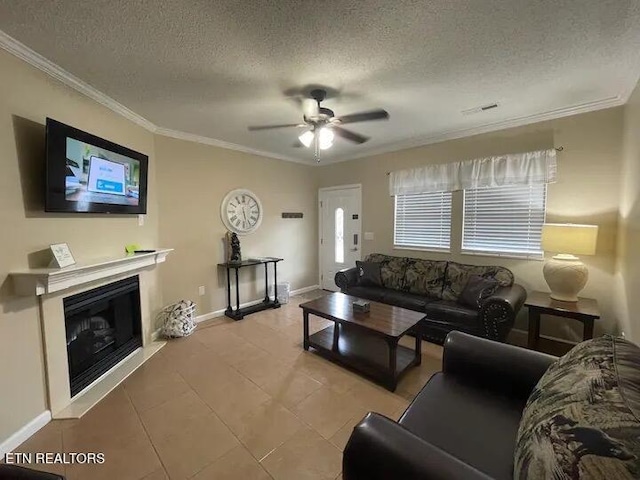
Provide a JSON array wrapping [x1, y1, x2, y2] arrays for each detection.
[[248, 89, 389, 162]]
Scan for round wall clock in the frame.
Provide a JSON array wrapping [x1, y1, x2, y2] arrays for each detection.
[[221, 188, 263, 235]]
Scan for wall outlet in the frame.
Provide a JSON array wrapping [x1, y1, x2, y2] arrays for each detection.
[[138, 214, 145, 226], [198, 286, 206, 296]]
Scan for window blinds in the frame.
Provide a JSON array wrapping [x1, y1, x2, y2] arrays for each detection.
[[394, 192, 452, 250], [462, 184, 546, 258]]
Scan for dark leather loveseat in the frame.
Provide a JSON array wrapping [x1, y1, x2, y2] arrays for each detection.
[[343, 331, 556, 480], [335, 253, 526, 343]]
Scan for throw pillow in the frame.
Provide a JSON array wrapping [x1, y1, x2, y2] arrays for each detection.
[[356, 261, 382, 287], [457, 275, 499, 309], [514, 336, 640, 479]]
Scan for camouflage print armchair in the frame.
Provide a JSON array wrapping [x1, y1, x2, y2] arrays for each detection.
[[335, 253, 527, 344]]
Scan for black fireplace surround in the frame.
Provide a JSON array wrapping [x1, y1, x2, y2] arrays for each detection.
[[63, 276, 142, 397]]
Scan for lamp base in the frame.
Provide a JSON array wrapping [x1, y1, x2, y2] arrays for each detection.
[[543, 255, 588, 302]]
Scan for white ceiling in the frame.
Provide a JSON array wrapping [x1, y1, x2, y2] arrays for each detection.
[[1, 0, 639, 164]]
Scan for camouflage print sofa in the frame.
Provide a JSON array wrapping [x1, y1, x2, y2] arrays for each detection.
[[335, 253, 527, 343]]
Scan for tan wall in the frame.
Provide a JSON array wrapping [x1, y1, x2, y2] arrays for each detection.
[[0, 50, 160, 444], [616, 80, 640, 342], [317, 107, 624, 340], [154, 136, 318, 315]]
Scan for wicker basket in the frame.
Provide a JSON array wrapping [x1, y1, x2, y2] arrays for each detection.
[[157, 300, 197, 338]]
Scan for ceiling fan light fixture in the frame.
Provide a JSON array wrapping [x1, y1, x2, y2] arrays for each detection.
[[298, 130, 314, 148], [249, 88, 388, 157], [318, 128, 334, 150]]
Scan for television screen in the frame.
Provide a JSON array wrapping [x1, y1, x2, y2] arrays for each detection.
[[46, 118, 148, 214]]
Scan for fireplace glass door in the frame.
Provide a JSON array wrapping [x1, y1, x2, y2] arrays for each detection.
[[63, 276, 142, 397]]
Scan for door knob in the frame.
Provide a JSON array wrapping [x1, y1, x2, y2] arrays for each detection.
[[350, 247, 358, 252]]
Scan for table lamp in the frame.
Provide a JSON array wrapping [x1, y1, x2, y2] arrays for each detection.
[[541, 223, 598, 302]]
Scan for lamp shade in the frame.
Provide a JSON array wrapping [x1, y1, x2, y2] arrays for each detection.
[[298, 130, 314, 148], [318, 128, 334, 150], [541, 223, 598, 256]]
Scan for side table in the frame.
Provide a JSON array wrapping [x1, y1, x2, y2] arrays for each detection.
[[525, 291, 600, 351]]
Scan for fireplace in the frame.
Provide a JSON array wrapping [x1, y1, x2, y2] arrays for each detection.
[[63, 276, 142, 398]]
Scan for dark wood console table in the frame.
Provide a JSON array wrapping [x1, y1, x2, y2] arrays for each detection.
[[218, 257, 283, 320]]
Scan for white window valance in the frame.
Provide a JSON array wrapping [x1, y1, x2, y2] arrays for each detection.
[[389, 149, 557, 196]]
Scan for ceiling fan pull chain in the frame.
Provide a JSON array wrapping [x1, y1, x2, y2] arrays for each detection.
[[314, 134, 320, 162]]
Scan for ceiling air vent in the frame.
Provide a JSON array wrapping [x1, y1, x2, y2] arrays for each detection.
[[462, 102, 500, 115]]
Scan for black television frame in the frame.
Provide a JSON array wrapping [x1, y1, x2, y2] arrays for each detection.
[[45, 118, 149, 214]]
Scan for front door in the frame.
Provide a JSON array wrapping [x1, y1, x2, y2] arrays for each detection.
[[319, 185, 362, 291]]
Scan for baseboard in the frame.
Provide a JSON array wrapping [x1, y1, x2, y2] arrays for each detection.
[[510, 328, 583, 357], [151, 328, 162, 341], [290, 284, 321, 296], [510, 327, 578, 345], [195, 303, 257, 323], [195, 284, 320, 323], [0, 411, 51, 461]]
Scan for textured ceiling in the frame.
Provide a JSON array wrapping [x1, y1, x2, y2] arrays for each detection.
[[1, 0, 639, 163]]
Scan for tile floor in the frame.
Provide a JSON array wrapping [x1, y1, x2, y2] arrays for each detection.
[[11, 291, 443, 480]]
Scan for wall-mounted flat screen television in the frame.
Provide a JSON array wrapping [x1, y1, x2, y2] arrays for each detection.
[[45, 118, 149, 214]]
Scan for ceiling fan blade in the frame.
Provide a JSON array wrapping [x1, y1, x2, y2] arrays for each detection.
[[248, 123, 304, 131], [336, 109, 389, 124], [333, 127, 370, 144], [303, 98, 319, 119]]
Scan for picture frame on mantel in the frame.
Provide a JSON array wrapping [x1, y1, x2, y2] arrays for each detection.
[[49, 243, 76, 268]]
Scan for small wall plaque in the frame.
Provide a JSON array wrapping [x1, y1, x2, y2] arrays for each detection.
[[50, 243, 76, 268], [282, 212, 303, 218]]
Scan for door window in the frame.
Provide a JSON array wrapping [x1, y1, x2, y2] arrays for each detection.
[[335, 207, 344, 263]]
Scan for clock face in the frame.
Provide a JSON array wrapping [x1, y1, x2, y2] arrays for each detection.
[[221, 189, 263, 235]]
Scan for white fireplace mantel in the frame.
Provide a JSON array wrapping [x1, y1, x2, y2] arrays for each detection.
[[10, 249, 173, 296]]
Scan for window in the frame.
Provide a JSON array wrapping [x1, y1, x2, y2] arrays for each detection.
[[335, 207, 344, 263], [463, 184, 547, 258], [394, 192, 452, 250]]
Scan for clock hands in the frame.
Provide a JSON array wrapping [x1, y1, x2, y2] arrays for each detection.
[[223, 189, 261, 233]]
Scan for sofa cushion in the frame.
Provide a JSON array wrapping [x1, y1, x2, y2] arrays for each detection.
[[425, 300, 478, 328], [400, 373, 522, 480], [356, 260, 382, 287], [366, 253, 409, 291], [344, 285, 387, 303], [442, 262, 514, 301], [458, 275, 499, 309], [514, 336, 640, 480], [404, 258, 447, 298], [382, 289, 434, 312]]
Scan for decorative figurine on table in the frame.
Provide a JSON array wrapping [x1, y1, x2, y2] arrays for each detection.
[[226, 231, 242, 263]]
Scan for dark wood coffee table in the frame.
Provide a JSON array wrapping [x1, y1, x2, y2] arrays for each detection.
[[299, 292, 425, 391]]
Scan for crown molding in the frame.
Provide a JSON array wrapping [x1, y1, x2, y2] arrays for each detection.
[[328, 95, 626, 164], [0, 29, 313, 165], [153, 127, 308, 164], [0, 29, 630, 167], [621, 72, 640, 103], [0, 30, 157, 131]]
